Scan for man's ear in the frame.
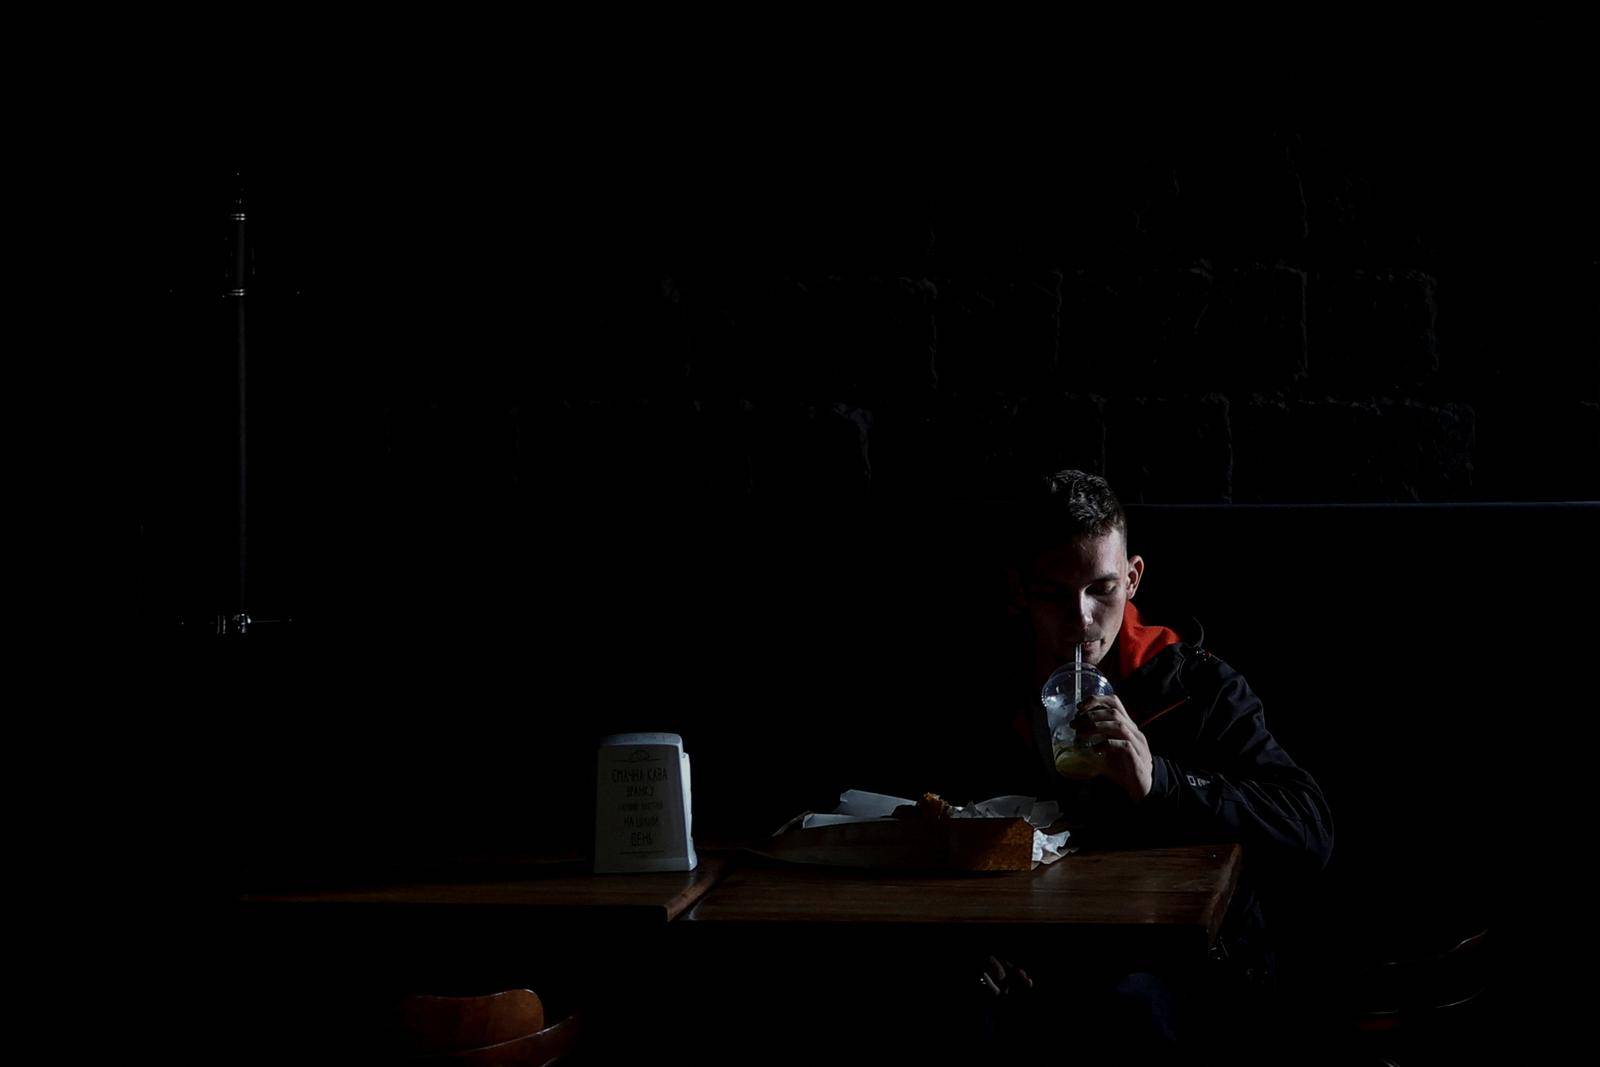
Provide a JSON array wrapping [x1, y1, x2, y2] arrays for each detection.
[[1126, 554, 1145, 599]]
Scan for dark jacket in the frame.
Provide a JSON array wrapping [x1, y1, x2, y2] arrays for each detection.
[[1002, 601, 1335, 977]]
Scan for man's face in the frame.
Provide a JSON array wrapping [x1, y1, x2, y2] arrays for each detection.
[[1020, 530, 1144, 683]]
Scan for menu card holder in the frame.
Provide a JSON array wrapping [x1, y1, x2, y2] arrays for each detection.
[[593, 732, 697, 874]]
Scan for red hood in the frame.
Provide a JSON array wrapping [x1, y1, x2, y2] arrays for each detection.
[[1110, 599, 1184, 682], [1012, 600, 1186, 746]]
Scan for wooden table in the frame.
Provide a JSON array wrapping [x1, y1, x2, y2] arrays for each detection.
[[238, 856, 738, 1061], [683, 844, 1243, 960], [236, 847, 1243, 1063], [241, 855, 731, 925], [663, 844, 1246, 1061], [241, 844, 1241, 955], [239, 855, 735, 1011]]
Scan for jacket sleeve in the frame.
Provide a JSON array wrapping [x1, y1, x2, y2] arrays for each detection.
[[1134, 660, 1334, 879]]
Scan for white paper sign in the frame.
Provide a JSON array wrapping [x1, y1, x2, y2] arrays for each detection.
[[593, 732, 697, 874]]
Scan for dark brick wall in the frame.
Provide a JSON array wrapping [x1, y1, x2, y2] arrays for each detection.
[[124, 108, 1598, 624], [119, 90, 1597, 850], [620, 132, 1594, 507]]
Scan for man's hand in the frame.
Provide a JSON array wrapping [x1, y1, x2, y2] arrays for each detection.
[[1073, 693, 1155, 802], [978, 954, 1033, 998]]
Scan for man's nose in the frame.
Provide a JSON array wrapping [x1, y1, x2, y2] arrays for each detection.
[[1073, 595, 1096, 636]]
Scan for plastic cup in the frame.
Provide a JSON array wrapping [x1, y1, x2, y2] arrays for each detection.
[[1040, 661, 1115, 779]]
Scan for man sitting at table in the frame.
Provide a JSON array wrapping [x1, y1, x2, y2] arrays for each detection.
[[971, 468, 1335, 1059]]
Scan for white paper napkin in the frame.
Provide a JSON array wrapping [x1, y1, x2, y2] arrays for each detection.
[[803, 789, 1076, 865]]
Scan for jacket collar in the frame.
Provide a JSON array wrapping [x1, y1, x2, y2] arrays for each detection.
[[1011, 601, 1199, 748], [1110, 600, 1187, 684]]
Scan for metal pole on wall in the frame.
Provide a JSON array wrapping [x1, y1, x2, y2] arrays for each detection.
[[206, 168, 289, 639], [228, 170, 249, 634]]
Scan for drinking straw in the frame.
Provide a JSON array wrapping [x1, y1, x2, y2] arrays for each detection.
[[1074, 642, 1082, 704]]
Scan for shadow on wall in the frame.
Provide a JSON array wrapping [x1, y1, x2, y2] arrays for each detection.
[[219, 502, 1595, 907]]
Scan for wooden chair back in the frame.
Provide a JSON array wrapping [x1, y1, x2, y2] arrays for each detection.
[[399, 989, 545, 1055]]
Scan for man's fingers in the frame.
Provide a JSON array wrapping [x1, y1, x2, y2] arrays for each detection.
[[1075, 718, 1136, 741], [980, 955, 1033, 996], [1088, 738, 1137, 755], [1074, 703, 1132, 724]]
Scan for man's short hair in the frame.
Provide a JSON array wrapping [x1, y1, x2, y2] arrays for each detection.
[[1013, 469, 1130, 564]]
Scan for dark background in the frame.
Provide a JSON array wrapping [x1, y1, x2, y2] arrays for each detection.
[[95, 18, 1593, 914], [80, 25, 1599, 1060]]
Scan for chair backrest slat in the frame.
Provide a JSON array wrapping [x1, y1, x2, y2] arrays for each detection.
[[400, 989, 546, 1055]]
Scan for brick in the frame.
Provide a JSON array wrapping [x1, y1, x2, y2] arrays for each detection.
[[1435, 261, 1600, 402], [1055, 262, 1306, 395], [1185, 264, 1309, 391], [534, 397, 750, 499], [1373, 399, 1476, 500], [867, 389, 1104, 498], [796, 274, 939, 402], [1232, 395, 1474, 502], [681, 274, 939, 407], [1161, 132, 1311, 258], [933, 270, 1064, 394], [870, 393, 1046, 499], [1307, 269, 1440, 389], [1058, 268, 1207, 395], [1232, 395, 1380, 503], [869, 396, 988, 499], [1018, 392, 1109, 484], [664, 274, 737, 395], [1105, 394, 1233, 504], [1297, 131, 1443, 266], [1113, 262, 1312, 395], [743, 399, 875, 497]]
